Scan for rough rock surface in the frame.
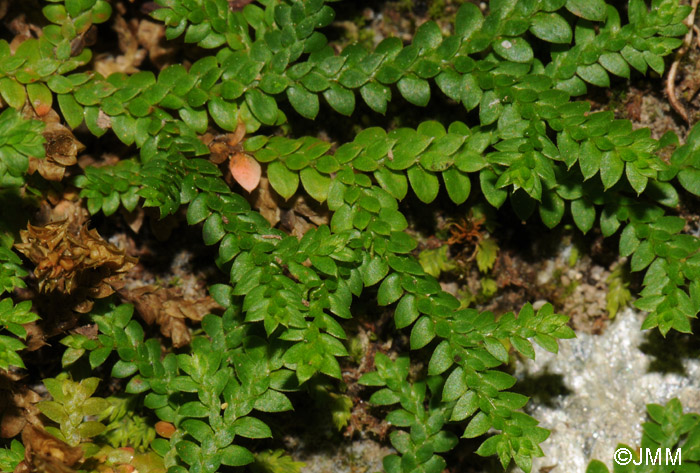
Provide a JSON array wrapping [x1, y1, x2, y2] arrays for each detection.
[[515, 309, 700, 472]]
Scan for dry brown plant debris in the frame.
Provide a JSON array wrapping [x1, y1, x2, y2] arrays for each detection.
[[14, 222, 136, 303], [119, 285, 220, 348], [14, 425, 83, 473], [0, 373, 41, 440]]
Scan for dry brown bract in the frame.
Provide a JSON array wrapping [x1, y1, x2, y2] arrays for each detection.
[[14, 425, 83, 473], [15, 222, 136, 303], [119, 285, 220, 348]]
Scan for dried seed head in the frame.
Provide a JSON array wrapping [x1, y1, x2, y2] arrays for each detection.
[[15, 221, 136, 298]]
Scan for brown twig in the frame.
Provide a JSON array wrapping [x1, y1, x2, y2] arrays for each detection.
[[666, 0, 700, 123]]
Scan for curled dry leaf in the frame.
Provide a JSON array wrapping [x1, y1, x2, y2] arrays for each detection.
[[207, 123, 246, 164], [14, 425, 83, 473], [279, 195, 330, 238], [29, 122, 85, 182], [136, 19, 176, 69], [0, 372, 41, 439], [14, 221, 137, 298], [8, 14, 41, 53], [119, 285, 220, 348], [251, 177, 282, 227]]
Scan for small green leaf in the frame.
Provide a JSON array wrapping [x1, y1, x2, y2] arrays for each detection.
[[480, 170, 507, 208], [245, 89, 278, 125], [57, 94, 84, 129], [571, 199, 595, 234], [111, 114, 136, 146], [599, 52, 630, 79], [577, 63, 610, 87], [221, 445, 254, 466], [530, 13, 572, 43], [579, 140, 601, 180], [480, 91, 502, 125], [475, 238, 498, 273], [450, 388, 476, 418], [539, 190, 565, 228], [626, 163, 648, 194], [37, 401, 67, 424], [586, 460, 610, 473], [410, 316, 435, 349], [287, 85, 319, 119], [483, 336, 509, 364], [395, 294, 419, 329], [323, 83, 355, 116], [259, 73, 290, 95], [442, 168, 471, 204], [27, 83, 53, 115], [476, 434, 503, 458], [208, 97, 238, 131], [408, 166, 439, 203], [77, 421, 106, 440], [679, 168, 700, 196], [300, 167, 330, 202], [370, 388, 400, 406], [631, 240, 654, 272], [202, 213, 225, 245], [493, 37, 533, 63], [268, 162, 299, 199], [232, 416, 272, 439], [463, 411, 490, 438], [428, 340, 453, 375], [360, 81, 390, 114], [397, 74, 430, 107], [0, 78, 26, 109], [375, 167, 408, 200], [600, 150, 624, 189], [253, 390, 292, 412], [566, 0, 607, 21], [377, 273, 403, 305], [361, 256, 389, 286], [186, 195, 211, 225], [455, 3, 484, 38]]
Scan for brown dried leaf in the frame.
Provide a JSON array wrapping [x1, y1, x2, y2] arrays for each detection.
[[207, 123, 246, 164], [0, 373, 41, 439], [14, 222, 137, 298], [136, 19, 176, 69], [22, 321, 48, 352], [121, 207, 145, 234], [120, 285, 221, 348], [94, 15, 145, 76], [29, 123, 85, 182], [250, 177, 281, 227], [17, 425, 83, 473]]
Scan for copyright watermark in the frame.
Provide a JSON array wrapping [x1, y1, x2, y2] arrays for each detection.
[[614, 447, 682, 466]]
